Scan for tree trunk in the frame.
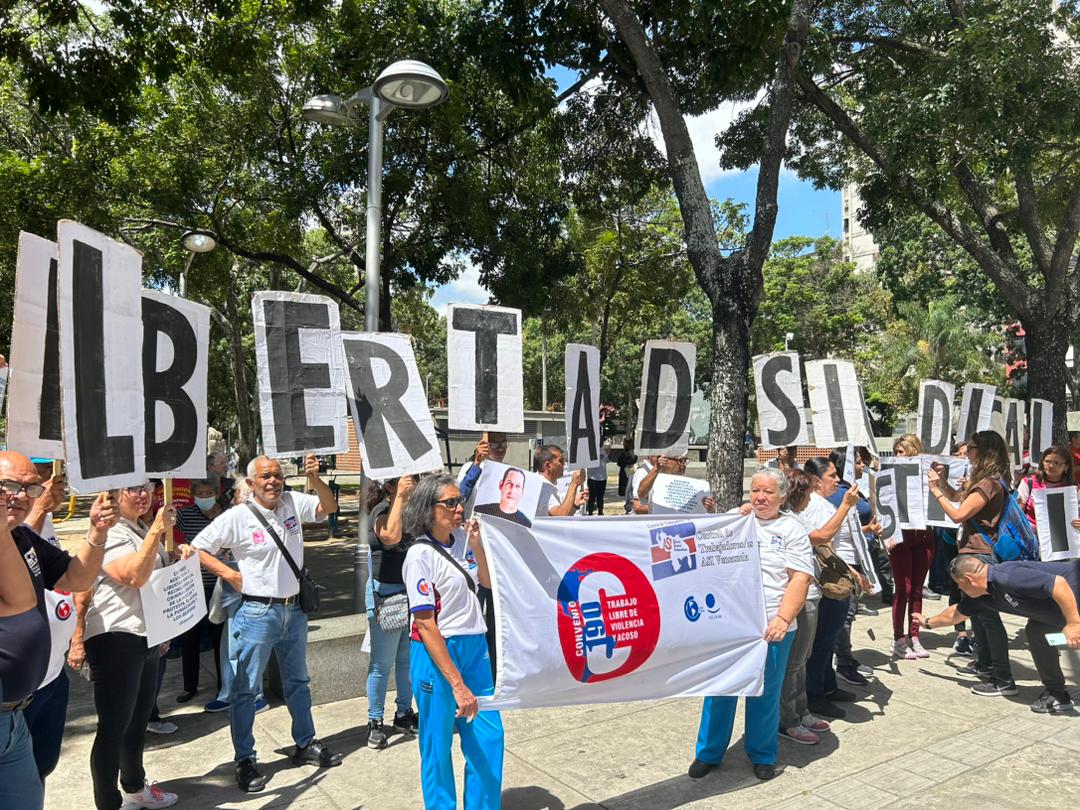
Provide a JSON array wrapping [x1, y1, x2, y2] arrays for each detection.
[[1023, 316, 1072, 442], [706, 294, 753, 506], [223, 286, 257, 467]]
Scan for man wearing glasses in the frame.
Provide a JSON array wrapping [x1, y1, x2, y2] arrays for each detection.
[[186, 453, 341, 794], [0, 450, 115, 807]]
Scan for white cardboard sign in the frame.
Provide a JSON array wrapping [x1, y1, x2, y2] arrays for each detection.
[[752, 352, 809, 450], [634, 340, 696, 456], [957, 383, 995, 441], [1034, 487, 1080, 562], [878, 458, 925, 530], [564, 344, 602, 470], [1029, 398, 1054, 465], [917, 380, 955, 455], [649, 473, 712, 515], [446, 304, 524, 433], [805, 359, 871, 448], [140, 556, 208, 647]]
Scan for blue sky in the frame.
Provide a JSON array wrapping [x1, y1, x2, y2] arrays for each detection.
[[430, 66, 840, 312]]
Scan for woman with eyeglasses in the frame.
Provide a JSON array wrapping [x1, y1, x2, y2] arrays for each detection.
[[1016, 445, 1080, 533], [83, 482, 179, 810], [401, 475, 503, 810]]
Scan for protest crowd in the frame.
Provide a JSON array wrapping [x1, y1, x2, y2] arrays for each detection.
[[2, 223, 1080, 810]]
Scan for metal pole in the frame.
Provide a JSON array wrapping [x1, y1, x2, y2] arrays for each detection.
[[354, 97, 386, 613], [541, 331, 548, 411], [180, 251, 195, 298]]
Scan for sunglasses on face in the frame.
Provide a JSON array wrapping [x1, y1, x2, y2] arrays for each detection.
[[434, 497, 463, 510], [0, 480, 45, 498]]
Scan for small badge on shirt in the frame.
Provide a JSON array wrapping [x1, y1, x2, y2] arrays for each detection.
[[252, 530, 267, 545], [464, 547, 478, 569], [22, 547, 41, 578], [769, 534, 784, 549], [416, 578, 431, 597], [284, 516, 300, 533], [55, 600, 72, 621]]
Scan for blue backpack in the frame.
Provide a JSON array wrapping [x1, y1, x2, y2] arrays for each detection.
[[966, 478, 1040, 562]]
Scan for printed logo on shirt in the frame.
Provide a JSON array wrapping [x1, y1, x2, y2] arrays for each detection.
[[464, 547, 478, 570], [416, 578, 431, 597], [252, 530, 267, 545], [767, 533, 784, 549], [1004, 593, 1019, 608], [22, 547, 41, 579], [556, 552, 661, 684], [54, 600, 72, 621], [648, 522, 698, 581], [284, 515, 300, 533]]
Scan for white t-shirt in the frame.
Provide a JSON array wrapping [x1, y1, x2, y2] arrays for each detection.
[[630, 461, 654, 510], [41, 591, 76, 687], [402, 532, 486, 638], [753, 514, 816, 628], [40, 513, 58, 547], [85, 518, 168, 641], [192, 492, 322, 599], [832, 507, 859, 565]]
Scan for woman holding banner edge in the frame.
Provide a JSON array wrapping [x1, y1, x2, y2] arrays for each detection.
[[402, 474, 503, 809], [688, 468, 814, 782]]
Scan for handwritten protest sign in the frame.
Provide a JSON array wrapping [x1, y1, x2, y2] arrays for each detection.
[[649, 473, 712, 514], [140, 556, 208, 647]]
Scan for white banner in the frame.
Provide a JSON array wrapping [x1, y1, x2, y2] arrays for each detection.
[[846, 510, 881, 594], [252, 291, 350, 458], [805, 359, 870, 448], [878, 458, 925, 530], [957, 383, 995, 441], [752, 352, 809, 450], [58, 221, 146, 493], [564, 344, 601, 470], [447, 304, 524, 433], [142, 292, 210, 479], [140, 556, 208, 647], [649, 474, 712, 515], [1034, 488, 1080, 562], [477, 513, 767, 710], [341, 332, 442, 480], [917, 380, 955, 455], [6, 231, 65, 459], [635, 341, 696, 456]]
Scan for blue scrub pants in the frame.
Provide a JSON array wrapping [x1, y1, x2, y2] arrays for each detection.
[[695, 631, 795, 767], [411, 634, 503, 810]]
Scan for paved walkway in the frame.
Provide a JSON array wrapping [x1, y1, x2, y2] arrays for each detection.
[[45, 601, 1080, 809]]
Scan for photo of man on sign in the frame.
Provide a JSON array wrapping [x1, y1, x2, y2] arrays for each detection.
[[473, 465, 535, 527]]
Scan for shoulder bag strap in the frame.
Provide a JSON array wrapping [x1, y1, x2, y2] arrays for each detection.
[[419, 537, 477, 594], [245, 501, 303, 584]]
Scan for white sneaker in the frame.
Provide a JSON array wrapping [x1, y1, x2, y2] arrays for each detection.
[[146, 720, 178, 735], [909, 636, 930, 658], [891, 637, 918, 660], [120, 781, 178, 809]]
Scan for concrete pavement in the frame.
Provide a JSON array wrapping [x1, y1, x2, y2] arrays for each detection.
[[44, 602, 1080, 809]]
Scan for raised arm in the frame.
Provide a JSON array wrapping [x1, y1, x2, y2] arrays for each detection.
[[104, 505, 175, 589], [304, 454, 338, 519]]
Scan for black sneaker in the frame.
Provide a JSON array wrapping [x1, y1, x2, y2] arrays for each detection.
[[826, 688, 857, 702], [292, 738, 343, 767], [1031, 691, 1074, 714], [922, 588, 942, 601], [393, 709, 419, 736], [836, 666, 870, 687], [807, 698, 846, 719], [367, 721, 388, 750], [971, 679, 1018, 697], [236, 757, 266, 793], [687, 758, 717, 779], [956, 661, 993, 679], [953, 635, 975, 658]]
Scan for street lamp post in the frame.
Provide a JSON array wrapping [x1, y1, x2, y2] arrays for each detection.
[[303, 59, 449, 613], [179, 230, 217, 297]]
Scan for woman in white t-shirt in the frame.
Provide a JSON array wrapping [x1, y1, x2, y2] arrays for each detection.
[[83, 483, 178, 810], [401, 475, 503, 810], [689, 468, 814, 783]]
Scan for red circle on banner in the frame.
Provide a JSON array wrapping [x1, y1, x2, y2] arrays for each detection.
[[556, 552, 661, 683]]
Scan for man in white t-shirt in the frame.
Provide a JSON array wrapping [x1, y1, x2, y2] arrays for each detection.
[[533, 445, 587, 516], [188, 453, 341, 794]]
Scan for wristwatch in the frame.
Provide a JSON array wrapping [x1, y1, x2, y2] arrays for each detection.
[[924, 617, 932, 630]]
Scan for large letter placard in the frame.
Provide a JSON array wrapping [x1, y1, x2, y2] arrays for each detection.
[[878, 458, 925, 530], [1034, 488, 1080, 562], [57, 221, 146, 492], [341, 332, 443, 480], [564, 344, 601, 470], [873, 471, 901, 545], [917, 380, 955, 455], [1003, 398, 1025, 469], [1029, 399, 1054, 465], [957, 383, 995, 441], [6, 232, 65, 459], [252, 292, 350, 458], [920, 456, 966, 528], [446, 304, 524, 433], [635, 341, 696, 456], [752, 352, 809, 450], [805, 359, 871, 448], [142, 292, 210, 478]]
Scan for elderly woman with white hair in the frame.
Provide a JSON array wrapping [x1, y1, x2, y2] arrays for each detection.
[[688, 467, 815, 782]]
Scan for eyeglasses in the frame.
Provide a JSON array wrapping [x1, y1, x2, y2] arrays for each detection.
[[0, 480, 45, 498], [489, 440, 508, 449], [122, 483, 155, 496], [434, 497, 463, 509]]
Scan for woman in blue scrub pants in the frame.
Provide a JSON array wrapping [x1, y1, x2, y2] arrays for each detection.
[[688, 468, 815, 782], [402, 475, 503, 810]]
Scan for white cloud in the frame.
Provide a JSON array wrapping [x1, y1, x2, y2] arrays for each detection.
[[429, 255, 489, 316]]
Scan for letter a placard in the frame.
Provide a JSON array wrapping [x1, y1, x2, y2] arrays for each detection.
[[564, 344, 601, 470], [446, 304, 524, 433]]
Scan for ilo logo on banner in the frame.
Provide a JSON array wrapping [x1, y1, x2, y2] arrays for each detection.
[[556, 552, 660, 684], [649, 522, 698, 580]]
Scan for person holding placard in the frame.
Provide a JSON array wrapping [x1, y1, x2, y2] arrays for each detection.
[[766, 445, 800, 472], [457, 432, 509, 503], [915, 556, 1080, 714], [927, 430, 1017, 696], [631, 455, 686, 515], [1070, 432, 1080, 486], [586, 442, 610, 515], [1016, 445, 1079, 532], [534, 446, 587, 516], [401, 475, 503, 810], [888, 435, 937, 660], [186, 454, 342, 793], [688, 468, 814, 781], [83, 481, 178, 810]]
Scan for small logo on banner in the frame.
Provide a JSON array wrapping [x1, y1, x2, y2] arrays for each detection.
[[704, 593, 722, 618], [649, 522, 698, 580], [556, 552, 660, 683], [684, 595, 701, 622], [55, 600, 72, 621], [252, 530, 266, 545], [284, 516, 299, 533], [417, 579, 431, 597]]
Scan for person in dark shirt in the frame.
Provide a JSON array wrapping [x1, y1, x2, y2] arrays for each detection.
[[915, 556, 1080, 714]]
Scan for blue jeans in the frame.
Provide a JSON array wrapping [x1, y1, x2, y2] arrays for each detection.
[[0, 708, 43, 809], [806, 596, 849, 699], [23, 669, 70, 781], [366, 581, 412, 721], [695, 631, 795, 767], [411, 635, 503, 810], [229, 600, 315, 762]]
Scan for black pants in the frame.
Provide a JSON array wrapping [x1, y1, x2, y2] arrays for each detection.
[[964, 555, 1012, 682], [85, 632, 159, 810], [1026, 618, 1068, 696], [586, 479, 606, 515], [23, 669, 69, 781], [941, 542, 967, 632]]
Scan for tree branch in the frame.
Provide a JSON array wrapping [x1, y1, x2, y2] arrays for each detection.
[[829, 35, 946, 59], [1047, 173, 1080, 309], [951, 158, 1021, 270], [1013, 164, 1053, 271]]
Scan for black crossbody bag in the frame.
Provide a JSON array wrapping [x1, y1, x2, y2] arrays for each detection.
[[246, 502, 323, 613]]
